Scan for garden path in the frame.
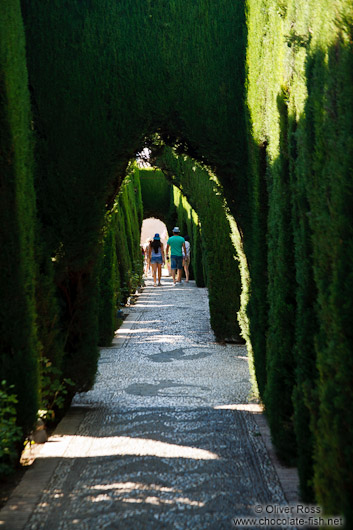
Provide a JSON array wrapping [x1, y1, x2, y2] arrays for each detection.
[[1, 274, 298, 529]]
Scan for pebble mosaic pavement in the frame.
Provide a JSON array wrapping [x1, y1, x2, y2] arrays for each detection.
[[7, 275, 294, 529]]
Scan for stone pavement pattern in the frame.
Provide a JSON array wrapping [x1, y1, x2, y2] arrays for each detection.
[[5, 276, 291, 529]]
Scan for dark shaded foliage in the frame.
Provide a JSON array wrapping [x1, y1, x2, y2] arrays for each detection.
[[0, 0, 38, 434]]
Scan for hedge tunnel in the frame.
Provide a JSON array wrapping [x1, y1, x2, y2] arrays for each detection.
[[139, 160, 247, 345], [1, 0, 353, 524]]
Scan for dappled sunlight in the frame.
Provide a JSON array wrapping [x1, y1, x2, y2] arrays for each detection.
[[140, 288, 194, 294], [133, 303, 174, 308], [89, 482, 205, 507], [136, 295, 166, 298], [38, 435, 220, 460], [118, 319, 162, 325], [91, 482, 179, 493], [214, 404, 262, 412], [132, 335, 191, 344], [34, 482, 206, 515], [115, 328, 161, 334]]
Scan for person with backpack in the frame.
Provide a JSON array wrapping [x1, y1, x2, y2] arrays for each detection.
[[148, 233, 165, 286]]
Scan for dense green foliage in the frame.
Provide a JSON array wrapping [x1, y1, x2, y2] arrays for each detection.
[[155, 146, 246, 342], [17, 0, 246, 404], [303, 3, 353, 518], [246, 0, 353, 520], [139, 156, 243, 341], [139, 168, 175, 227], [0, 0, 38, 434], [35, 241, 66, 421], [98, 167, 144, 346], [0, 382, 22, 476], [1, 0, 353, 523]]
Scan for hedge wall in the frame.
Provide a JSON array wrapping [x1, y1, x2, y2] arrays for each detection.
[[304, 3, 353, 519], [0, 0, 38, 434], [98, 166, 144, 347], [18, 0, 247, 391], [155, 146, 248, 344], [246, 0, 353, 521], [139, 168, 175, 228]]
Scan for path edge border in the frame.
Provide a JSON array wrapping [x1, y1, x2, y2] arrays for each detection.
[[0, 406, 87, 530]]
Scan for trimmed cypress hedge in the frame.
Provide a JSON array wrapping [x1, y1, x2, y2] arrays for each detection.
[[139, 168, 175, 227], [0, 0, 38, 434], [155, 146, 247, 343], [98, 166, 144, 347], [304, 4, 353, 519], [97, 221, 119, 347], [246, 0, 353, 521], [19, 0, 248, 393]]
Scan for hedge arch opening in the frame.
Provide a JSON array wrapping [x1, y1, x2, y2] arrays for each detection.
[[141, 218, 169, 251], [136, 152, 248, 339]]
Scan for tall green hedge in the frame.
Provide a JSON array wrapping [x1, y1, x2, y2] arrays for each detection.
[[139, 168, 175, 227], [246, 0, 353, 522], [19, 0, 248, 394], [0, 0, 38, 434], [98, 166, 144, 347], [304, 3, 353, 520], [155, 146, 247, 343], [97, 223, 119, 347], [243, 138, 269, 398]]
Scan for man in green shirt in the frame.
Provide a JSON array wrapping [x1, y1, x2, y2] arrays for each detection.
[[166, 227, 186, 285]]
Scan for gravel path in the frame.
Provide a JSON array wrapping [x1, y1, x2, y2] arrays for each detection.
[[2, 275, 293, 529]]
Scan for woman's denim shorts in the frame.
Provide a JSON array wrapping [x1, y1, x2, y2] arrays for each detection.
[[150, 256, 163, 264]]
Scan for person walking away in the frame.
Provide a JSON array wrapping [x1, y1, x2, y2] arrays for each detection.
[[183, 235, 191, 283], [149, 234, 165, 286], [166, 227, 186, 286]]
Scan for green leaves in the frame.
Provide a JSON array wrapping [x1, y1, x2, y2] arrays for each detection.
[[0, 381, 22, 476], [39, 359, 74, 423]]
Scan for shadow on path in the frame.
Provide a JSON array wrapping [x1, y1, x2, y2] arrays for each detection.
[[0, 276, 298, 529]]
